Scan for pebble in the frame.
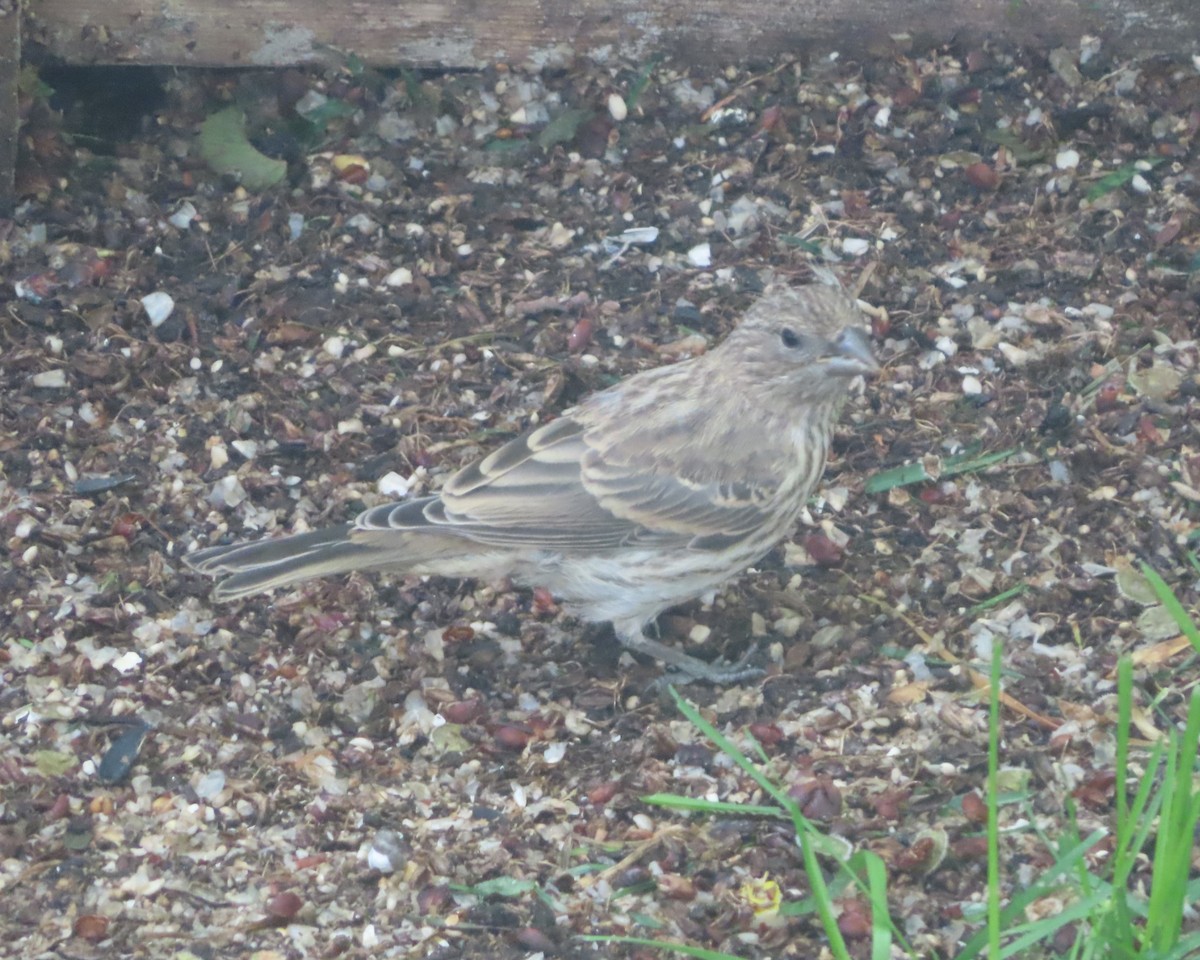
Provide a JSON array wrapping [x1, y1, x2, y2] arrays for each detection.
[[346, 213, 378, 235], [1055, 148, 1080, 170], [686, 242, 712, 267], [378, 471, 414, 498], [111, 651, 143, 675], [384, 267, 413, 287], [547, 222, 574, 248], [195, 770, 226, 800], [140, 291, 175, 327], [999, 342, 1034, 366], [208, 475, 248, 509], [366, 829, 405, 873], [168, 201, 197, 229], [31, 369, 67, 388]]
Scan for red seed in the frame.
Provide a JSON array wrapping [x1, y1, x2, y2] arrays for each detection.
[[1137, 415, 1163, 445], [919, 485, 953, 505], [441, 624, 475, 644], [788, 776, 842, 820], [893, 836, 936, 873], [802, 531, 844, 567], [312, 612, 348, 632], [266, 891, 303, 919], [961, 791, 988, 824], [871, 788, 908, 820], [938, 209, 963, 230], [951, 835, 990, 860], [45, 793, 71, 822], [531, 587, 558, 616], [756, 103, 783, 135], [112, 513, 143, 539], [1094, 379, 1122, 412], [442, 699, 482, 724], [964, 162, 1000, 190], [587, 781, 619, 805], [657, 874, 696, 901], [748, 723, 784, 747], [74, 915, 109, 943], [417, 885, 450, 914], [837, 899, 871, 938], [567, 317, 593, 352], [493, 725, 531, 751]]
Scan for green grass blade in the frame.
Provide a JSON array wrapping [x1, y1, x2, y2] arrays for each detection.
[[864, 447, 1018, 494], [640, 794, 785, 818], [579, 935, 744, 959], [955, 830, 1107, 958], [995, 889, 1113, 957], [626, 57, 660, 110], [1144, 690, 1200, 952], [863, 852, 893, 960], [987, 637, 1002, 960], [667, 688, 852, 960], [1138, 562, 1200, 653], [966, 584, 1029, 615]]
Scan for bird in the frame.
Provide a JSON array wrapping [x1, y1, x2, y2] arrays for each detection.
[[185, 284, 879, 684]]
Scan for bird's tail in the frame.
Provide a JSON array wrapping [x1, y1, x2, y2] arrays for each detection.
[[185, 525, 400, 601]]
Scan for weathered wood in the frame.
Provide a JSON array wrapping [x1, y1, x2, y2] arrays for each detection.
[[0, 0, 19, 213], [24, 0, 1200, 68]]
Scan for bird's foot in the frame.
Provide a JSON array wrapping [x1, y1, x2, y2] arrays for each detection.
[[619, 631, 765, 686]]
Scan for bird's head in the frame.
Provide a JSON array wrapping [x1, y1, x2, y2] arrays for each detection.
[[714, 285, 879, 401]]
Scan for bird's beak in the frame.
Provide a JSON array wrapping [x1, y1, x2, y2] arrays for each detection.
[[825, 327, 880, 377]]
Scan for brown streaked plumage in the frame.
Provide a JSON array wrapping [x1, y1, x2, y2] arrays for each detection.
[[185, 284, 878, 683]]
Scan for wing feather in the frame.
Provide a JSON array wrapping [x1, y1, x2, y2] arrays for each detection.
[[345, 406, 783, 553]]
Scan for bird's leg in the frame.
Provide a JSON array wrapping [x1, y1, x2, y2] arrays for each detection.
[[613, 621, 764, 685]]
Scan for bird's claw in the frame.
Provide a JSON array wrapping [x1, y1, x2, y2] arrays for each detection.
[[617, 628, 765, 687], [662, 643, 763, 691], [647, 643, 766, 691]]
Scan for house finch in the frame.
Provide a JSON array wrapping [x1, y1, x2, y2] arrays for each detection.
[[186, 284, 878, 683]]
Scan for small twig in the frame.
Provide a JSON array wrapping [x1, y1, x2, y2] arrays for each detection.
[[592, 824, 689, 883], [699, 59, 799, 122]]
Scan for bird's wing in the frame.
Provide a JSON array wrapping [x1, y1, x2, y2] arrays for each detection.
[[352, 407, 779, 552], [579, 454, 774, 550], [354, 415, 637, 549]]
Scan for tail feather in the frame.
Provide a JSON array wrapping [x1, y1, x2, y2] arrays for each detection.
[[186, 525, 395, 601]]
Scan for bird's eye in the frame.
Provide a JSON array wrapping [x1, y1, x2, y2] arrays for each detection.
[[780, 327, 801, 348]]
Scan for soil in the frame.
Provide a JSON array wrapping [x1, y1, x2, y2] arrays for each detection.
[[2, 39, 1199, 959]]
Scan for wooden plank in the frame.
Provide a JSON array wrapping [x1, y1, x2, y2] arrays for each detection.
[[0, 0, 18, 213], [24, 0, 1200, 68]]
